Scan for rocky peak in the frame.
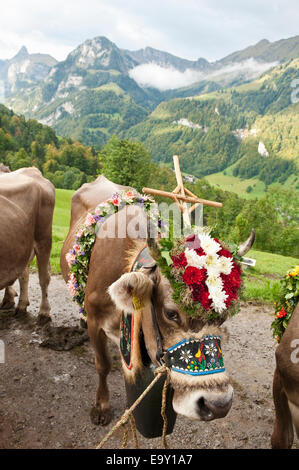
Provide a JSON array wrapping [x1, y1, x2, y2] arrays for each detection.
[[12, 46, 29, 61]]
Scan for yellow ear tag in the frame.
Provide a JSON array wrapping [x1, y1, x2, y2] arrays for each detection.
[[132, 291, 144, 311]]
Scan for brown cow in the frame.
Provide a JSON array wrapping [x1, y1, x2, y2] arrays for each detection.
[[0, 167, 55, 323], [271, 303, 299, 448], [61, 175, 255, 427]]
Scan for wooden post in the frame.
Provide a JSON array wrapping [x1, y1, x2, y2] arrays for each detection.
[[173, 155, 191, 227]]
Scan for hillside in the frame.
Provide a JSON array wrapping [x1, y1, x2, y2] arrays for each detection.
[[125, 58, 299, 188], [4, 35, 299, 149], [0, 103, 100, 189]]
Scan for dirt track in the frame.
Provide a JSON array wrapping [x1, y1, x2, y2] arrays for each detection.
[[0, 272, 298, 450]]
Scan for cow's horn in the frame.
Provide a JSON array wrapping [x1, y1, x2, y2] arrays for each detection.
[[237, 229, 255, 256], [147, 217, 161, 261]]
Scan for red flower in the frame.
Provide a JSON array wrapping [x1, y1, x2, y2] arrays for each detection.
[[191, 284, 211, 310], [195, 246, 205, 256], [225, 263, 242, 288], [220, 262, 241, 308], [218, 248, 233, 259], [276, 308, 288, 319], [182, 266, 206, 286], [171, 252, 187, 268]]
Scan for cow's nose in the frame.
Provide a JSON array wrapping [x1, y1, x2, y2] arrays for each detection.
[[197, 395, 233, 421]]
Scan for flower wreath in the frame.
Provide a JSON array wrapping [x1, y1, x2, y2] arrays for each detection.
[[271, 266, 299, 342], [157, 227, 243, 323], [66, 190, 157, 318]]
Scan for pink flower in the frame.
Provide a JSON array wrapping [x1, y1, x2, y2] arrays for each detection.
[[111, 196, 120, 207], [67, 280, 78, 296], [73, 244, 80, 252], [76, 228, 83, 239], [95, 207, 103, 216], [70, 273, 77, 283], [85, 213, 95, 226], [66, 252, 76, 267], [123, 190, 135, 202]]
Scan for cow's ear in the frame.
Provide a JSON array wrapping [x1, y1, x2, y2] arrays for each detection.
[[108, 272, 153, 313]]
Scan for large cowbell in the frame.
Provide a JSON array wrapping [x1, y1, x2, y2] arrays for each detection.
[[120, 312, 177, 438]]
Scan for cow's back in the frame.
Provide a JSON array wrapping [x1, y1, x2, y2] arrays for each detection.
[[60, 175, 131, 281]]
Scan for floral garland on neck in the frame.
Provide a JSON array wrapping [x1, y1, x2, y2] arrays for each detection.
[[66, 190, 157, 319], [158, 227, 243, 323], [271, 266, 299, 342]]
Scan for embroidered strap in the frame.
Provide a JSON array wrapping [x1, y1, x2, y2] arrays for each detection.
[[165, 335, 225, 376]]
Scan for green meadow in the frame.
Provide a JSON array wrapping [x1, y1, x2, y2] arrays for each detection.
[[51, 188, 74, 273], [205, 163, 297, 200], [32, 189, 298, 308]]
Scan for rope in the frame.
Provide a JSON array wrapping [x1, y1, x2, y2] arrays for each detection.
[[96, 365, 170, 449]]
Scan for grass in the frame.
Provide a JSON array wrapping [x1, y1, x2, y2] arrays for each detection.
[[31, 188, 74, 274], [205, 159, 267, 200], [241, 249, 298, 304], [51, 189, 74, 273], [205, 171, 265, 200]]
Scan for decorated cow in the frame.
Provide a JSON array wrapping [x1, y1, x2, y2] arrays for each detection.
[[0, 167, 55, 323], [61, 175, 255, 437], [271, 266, 299, 448]]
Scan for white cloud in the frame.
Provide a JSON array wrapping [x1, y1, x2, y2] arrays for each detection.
[[129, 63, 204, 91], [129, 58, 278, 91]]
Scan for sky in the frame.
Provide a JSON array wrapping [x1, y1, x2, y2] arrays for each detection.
[[0, 0, 298, 62]]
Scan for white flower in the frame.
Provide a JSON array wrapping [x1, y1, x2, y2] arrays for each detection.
[[185, 248, 206, 269], [219, 256, 233, 275], [210, 289, 228, 314], [198, 234, 221, 256], [204, 343, 217, 357], [206, 275, 223, 293], [204, 253, 223, 278], [179, 349, 193, 363]]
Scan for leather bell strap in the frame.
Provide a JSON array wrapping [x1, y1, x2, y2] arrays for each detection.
[[164, 335, 225, 376]]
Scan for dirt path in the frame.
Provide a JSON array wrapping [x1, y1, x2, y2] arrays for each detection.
[[0, 273, 298, 449]]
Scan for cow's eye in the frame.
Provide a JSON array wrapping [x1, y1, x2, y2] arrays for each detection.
[[164, 309, 180, 323]]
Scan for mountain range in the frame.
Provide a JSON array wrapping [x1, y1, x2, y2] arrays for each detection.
[[2, 34, 299, 191]]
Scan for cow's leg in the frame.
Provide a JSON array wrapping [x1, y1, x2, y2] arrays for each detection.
[[271, 367, 294, 449], [16, 265, 30, 314], [89, 324, 112, 426], [0, 286, 17, 310], [35, 241, 51, 324]]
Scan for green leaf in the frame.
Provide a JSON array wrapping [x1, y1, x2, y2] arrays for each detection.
[[285, 292, 294, 299], [161, 250, 173, 266]]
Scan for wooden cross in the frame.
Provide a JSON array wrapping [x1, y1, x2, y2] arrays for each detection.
[[143, 155, 222, 227]]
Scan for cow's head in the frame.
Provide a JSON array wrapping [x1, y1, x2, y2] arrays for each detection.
[[108, 229, 255, 422]]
